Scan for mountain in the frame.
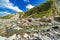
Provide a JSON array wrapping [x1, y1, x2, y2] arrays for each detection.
[[0, 0, 60, 19], [19, 0, 53, 18]]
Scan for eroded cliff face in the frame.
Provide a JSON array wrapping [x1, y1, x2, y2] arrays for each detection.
[[57, 0, 60, 7], [52, 0, 59, 16], [52, 0, 60, 22], [52, 0, 60, 15], [56, 0, 60, 13]]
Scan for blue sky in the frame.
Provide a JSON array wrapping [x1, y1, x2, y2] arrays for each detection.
[[0, 0, 47, 16]]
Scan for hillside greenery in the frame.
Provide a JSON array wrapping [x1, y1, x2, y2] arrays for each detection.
[[20, 0, 53, 18], [0, 14, 14, 19], [0, 0, 55, 19]]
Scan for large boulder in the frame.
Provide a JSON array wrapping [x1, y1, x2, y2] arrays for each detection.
[[27, 18, 34, 22]]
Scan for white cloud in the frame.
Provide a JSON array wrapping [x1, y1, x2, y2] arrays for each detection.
[[6, 5, 23, 12], [0, 12, 11, 16], [26, 4, 34, 9], [0, 12, 10, 14], [3, 12, 10, 14], [0, 0, 23, 12], [24, 0, 30, 2]]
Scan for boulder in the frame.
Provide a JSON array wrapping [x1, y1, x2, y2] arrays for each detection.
[[28, 18, 34, 22]]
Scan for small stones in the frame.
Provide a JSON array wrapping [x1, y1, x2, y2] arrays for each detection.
[[8, 17, 54, 28], [23, 33, 28, 38], [0, 16, 60, 40], [0, 25, 60, 40], [23, 23, 28, 27], [33, 33, 38, 37], [47, 23, 52, 26], [33, 37, 42, 40]]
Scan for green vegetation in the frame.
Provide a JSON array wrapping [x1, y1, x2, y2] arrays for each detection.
[[21, 1, 53, 18], [19, 0, 60, 18], [19, 12, 24, 18], [0, 0, 54, 19], [0, 14, 14, 19]]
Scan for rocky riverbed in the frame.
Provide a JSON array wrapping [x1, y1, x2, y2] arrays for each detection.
[[0, 15, 60, 40], [0, 25, 60, 40], [0, 16, 53, 32]]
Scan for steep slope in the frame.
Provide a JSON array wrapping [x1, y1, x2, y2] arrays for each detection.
[[22, 1, 53, 18], [0, 1, 53, 19]]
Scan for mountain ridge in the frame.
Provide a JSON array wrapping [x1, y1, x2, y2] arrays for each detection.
[[0, 0, 56, 19]]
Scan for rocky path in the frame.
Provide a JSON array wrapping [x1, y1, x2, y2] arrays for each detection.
[[0, 14, 60, 40], [0, 25, 60, 40]]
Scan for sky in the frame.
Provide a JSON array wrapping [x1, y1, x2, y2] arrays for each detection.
[[0, 0, 47, 16]]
